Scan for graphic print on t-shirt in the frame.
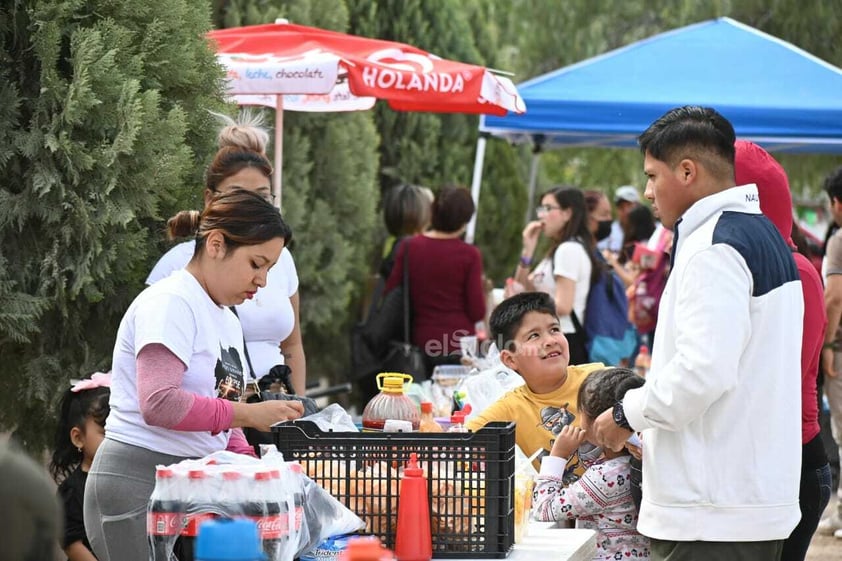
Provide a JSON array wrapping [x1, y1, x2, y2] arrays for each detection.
[[537, 403, 580, 482], [215, 345, 245, 402], [538, 403, 576, 436]]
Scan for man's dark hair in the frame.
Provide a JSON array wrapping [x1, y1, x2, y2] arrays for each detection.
[[638, 106, 736, 181], [490, 292, 557, 350], [824, 166, 842, 203]]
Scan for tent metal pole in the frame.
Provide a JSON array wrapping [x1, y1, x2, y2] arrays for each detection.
[[525, 149, 542, 225], [466, 134, 488, 244], [273, 95, 284, 210]]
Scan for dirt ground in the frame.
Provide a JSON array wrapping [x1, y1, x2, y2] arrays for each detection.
[[808, 532, 842, 560], [809, 494, 842, 560]]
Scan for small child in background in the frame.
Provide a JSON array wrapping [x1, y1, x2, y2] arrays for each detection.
[[49, 372, 111, 561], [532, 367, 649, 560]]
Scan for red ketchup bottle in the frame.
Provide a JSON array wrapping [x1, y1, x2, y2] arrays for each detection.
[[394, 453, 432, 561]]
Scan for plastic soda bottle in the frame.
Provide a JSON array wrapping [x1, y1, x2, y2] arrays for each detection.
[[181, 469, 218, 561], [147, 467, 184, 561], [246, 470, 284, 560]]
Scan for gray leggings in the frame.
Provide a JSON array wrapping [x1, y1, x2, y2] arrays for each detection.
[[84, 438, 190, 561]]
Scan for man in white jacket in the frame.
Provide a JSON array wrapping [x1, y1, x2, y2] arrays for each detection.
[[593, 106, 803, 561]]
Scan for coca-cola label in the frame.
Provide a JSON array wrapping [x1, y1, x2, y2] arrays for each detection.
[[147, 512, 184, 536], [249, 513, 288, 539], [294, 507, 303, 530], [182, 512, 216, 537]]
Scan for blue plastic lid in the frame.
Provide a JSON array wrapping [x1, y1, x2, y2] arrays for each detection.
[[196, 519, 267, 561]]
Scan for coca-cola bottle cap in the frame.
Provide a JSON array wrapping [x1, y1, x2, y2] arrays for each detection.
[[188, 469, 206, 479]]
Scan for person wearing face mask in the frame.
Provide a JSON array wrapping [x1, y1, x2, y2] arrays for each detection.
[[513, 186, 598, 364], [597, 186, 641, 253], [585, 190, 615, 246]]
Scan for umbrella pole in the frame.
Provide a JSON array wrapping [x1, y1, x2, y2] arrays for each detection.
[[273, 95, 284, 210], [466, 134, 488, 245]]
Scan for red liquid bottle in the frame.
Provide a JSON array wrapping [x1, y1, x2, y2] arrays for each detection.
[[361, 372, 420, 431], [394, 453, 432, 561]]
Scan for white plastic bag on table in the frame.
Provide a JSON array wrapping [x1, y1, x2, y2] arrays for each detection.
[[297, 472, 366, 556], [295, 403, 358, 433], [461, 344, 524, 423]]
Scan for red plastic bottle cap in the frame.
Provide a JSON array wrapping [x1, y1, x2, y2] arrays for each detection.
[[420, 402, 433, 414], [450, 412, 466, 424], [289, 462, 303, 474], [404, 452, 424, 477], [188, 470, 206, 479], [222, 471, 240, 481], [342, 536, 388, 561], [255, 471, 272, 481], [156, 468, 174, 478]]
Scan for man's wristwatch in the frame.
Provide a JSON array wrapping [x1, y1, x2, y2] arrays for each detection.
[[613, 400, 632, 430]]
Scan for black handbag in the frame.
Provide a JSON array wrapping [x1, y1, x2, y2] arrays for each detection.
[[351, 241, 426, 381], [230, 309, 319, 450]]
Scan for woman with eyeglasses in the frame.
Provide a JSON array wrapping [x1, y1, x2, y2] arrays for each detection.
[[512, 186, 599, 364], [147, 114, 307, 397]]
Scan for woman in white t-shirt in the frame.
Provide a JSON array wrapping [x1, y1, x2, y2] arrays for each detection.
[[84, 190, 304, 561], [513, 186, 598, 364], [147, 115, 306, 395]]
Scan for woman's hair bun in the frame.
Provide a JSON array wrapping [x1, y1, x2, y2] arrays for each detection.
[[210, 110, 270, 155], [166, 210, 202, 241]]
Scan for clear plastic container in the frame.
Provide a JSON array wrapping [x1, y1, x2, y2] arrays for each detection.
[[362, 373, 420, 431]]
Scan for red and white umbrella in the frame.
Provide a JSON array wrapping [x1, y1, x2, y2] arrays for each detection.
[[207, 21, 525, 206]]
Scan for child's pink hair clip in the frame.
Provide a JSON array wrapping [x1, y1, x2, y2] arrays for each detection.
[[70, 371, 112, 393]]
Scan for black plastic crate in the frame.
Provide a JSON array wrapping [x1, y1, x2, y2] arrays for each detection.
[[272, 420, 515, 558]]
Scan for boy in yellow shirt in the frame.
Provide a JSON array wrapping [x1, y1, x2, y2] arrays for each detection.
[[466, 292, 603, 470]]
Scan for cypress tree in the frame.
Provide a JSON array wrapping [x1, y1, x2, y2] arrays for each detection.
[[0, 0, 227, 449]]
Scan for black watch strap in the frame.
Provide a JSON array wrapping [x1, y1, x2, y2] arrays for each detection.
[[613, 400, 633, 431]]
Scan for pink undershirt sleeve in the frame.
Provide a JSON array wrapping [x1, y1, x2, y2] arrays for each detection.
[[137, 343, 234, 434], [225, 428, 257, 457]]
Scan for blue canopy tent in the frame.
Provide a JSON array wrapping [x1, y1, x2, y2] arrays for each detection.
[[466, 17, 842, 242]]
